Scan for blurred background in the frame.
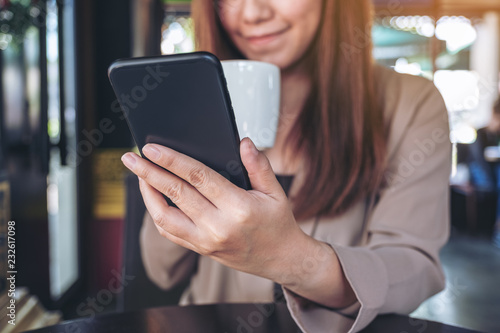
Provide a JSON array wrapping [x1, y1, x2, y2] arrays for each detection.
[[0, 0, 499, 332]]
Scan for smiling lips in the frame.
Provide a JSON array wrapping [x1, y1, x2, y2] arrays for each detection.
[[244, 28, 289, 46]]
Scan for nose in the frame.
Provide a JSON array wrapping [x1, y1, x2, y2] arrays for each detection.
[[241, 0, 273, 25]]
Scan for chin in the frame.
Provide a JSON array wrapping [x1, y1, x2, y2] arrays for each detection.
[[245, 53, 292, 70], [258, 52, 308, 72]]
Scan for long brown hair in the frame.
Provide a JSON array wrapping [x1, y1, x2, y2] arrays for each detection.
[[192, 0, 387, 220]]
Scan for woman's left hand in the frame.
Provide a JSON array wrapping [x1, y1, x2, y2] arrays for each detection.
[[121, 138, 311, 284]]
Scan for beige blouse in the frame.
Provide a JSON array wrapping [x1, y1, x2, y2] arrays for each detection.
[[139, 65, 451, 333]]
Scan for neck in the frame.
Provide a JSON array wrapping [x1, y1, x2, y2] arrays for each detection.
[[277, 66, 312, 138], [263, 65, 312, 175]]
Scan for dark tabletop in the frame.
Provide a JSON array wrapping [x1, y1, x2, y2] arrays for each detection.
[[26, 303, 481, 333]]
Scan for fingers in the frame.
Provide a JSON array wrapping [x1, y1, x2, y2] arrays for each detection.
[[141, 144, 245, 207], [139, 178, 235, 258], [240, 138, 285, 199], [138, 177, 198, 249], [152, 222, 198, 253], [123, 152, 216, 221]]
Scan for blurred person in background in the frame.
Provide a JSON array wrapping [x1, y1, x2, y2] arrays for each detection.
[[468, 97, 500, 245], [121, 0, 451, 332]]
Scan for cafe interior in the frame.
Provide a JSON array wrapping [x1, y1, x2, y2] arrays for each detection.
[[0, 0, 499, 332]]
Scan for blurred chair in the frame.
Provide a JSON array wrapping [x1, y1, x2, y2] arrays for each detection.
[[116, 173, 188, 312]]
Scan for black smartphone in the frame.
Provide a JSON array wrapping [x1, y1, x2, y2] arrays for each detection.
[[108, 52, 251, 195]]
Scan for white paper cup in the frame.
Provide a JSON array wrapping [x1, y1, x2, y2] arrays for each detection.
[[222, 60, 281, 149]]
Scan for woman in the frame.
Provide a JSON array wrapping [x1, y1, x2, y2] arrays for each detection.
[[121, 0, 451, 331]]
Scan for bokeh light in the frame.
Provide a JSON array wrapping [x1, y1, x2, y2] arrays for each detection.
[[435, 16, 477, 53]]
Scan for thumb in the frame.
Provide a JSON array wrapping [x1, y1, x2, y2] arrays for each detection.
[[240, 137, 283, 197]]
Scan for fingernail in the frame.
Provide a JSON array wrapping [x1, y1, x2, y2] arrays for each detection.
[[247, 138, 259, 156], [143, 145, 161, 161], [121, 153, 137, 169]]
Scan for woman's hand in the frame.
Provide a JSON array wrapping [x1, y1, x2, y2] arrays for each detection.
[[122, 138, 356, 308], [121, 138, 308, 284]]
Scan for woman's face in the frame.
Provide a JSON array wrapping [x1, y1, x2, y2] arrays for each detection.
[[218, 0, 323, 70]]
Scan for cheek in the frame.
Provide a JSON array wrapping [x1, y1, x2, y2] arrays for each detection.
[[285, 14, 322, 61], [217, 1, 243, 37], [280, 1, 322, 47], [279, 0, 322, 26], [218, 10, 235, 35]]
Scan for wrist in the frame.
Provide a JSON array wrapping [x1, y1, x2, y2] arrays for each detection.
[[274, 229, 333, 288], [273, 232, 357, 309]]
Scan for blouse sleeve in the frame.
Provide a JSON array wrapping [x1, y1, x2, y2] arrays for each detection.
[[140, 211, 199, 290], [283, 77, 451, 332]]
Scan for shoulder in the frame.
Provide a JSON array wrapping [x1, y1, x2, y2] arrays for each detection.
[[374, 65, 444, 122], [375, 64, 434, 89], [374, 65, 449, 157]]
